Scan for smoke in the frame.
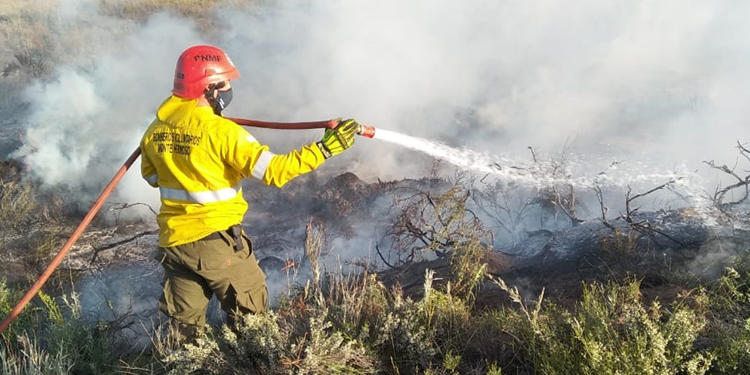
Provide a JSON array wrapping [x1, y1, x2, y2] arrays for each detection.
[[9, 0, 745, 262], [218, 0, 750, 183], [12, 0, 750, 207], [77, 265, 164, 352], [12, 5, 207, 216]]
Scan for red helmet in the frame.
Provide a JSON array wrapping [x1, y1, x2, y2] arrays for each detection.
[[172, 45, 240, 99]]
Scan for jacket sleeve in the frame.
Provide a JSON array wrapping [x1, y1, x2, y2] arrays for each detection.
[[140, 140, 159, 188], [222, 123, 326, 188]]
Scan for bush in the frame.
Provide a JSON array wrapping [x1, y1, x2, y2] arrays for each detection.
[[0, 281, 36, 348], [162, 307, 377, 375], [704, 254, 750, 374], [708, 320, 750, 375], [371, 285, 436, 373], [569, 282, 711, 375], [421, 271, 473, 360], [0, 333, 73, 375], [0, 182, 38, 233], [7, 256, 746, 375], [287, 308, 376, 375], [226, 311, 285, 372], [44, 293, 114, 375], [0, 180, 64, 279], [1, 289, 115, 375], [322, 269, 480, 374], [494, 277, 713, 375]]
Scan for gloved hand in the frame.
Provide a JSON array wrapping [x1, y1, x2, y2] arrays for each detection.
[[316, 119, 359, 159]]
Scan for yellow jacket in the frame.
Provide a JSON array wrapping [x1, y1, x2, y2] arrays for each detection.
[[140, 95, 326, 247]]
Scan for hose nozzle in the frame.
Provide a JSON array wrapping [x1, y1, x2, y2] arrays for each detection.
[[357, 124, 376, 138]]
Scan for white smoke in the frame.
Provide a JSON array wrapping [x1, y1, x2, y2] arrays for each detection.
[[13, 0, 750, 210], [216, 0, 750, 183], [13, 8, 207, 215]]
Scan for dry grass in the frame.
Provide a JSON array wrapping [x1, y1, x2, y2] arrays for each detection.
[[3, 238, 750, 374], [0, 1, 58, 79], [97, 0, 254, 32], [0, 0, 252, 83]]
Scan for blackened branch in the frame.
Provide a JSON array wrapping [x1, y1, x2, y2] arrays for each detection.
[[703, 156, 750, 207]]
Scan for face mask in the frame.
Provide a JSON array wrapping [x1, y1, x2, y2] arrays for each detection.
[[209, 87, 233, 115]]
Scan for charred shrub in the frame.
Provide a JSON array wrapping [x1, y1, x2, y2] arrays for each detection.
[[386, 186, 491, 299]]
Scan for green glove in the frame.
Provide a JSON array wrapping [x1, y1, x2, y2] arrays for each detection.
[[316, 119, 360, 159]]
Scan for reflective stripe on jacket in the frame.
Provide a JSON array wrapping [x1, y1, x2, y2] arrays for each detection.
[[141, 95, 326, 247]]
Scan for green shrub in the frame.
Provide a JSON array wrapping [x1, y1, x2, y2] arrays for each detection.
[[494, 277, 713, 375], [707, 320, 750, 375], [45, 293, 113, 375], [568, 282, 712, 375], [424, 351, 461, 375], [449, 232, 488, 302], [162, 307, 377, 375], [162, 332, 223, 375], [0, 281, 38, 351], [162, 312, 284, 374], [422, 273, 473, 358], [1, 333, 73, 375], [288, 309, 376, 375], [226, 311, 285, 372], [1, 289, 115, 375], [372, 286, 436, 373], [704, 259, 750, 374]]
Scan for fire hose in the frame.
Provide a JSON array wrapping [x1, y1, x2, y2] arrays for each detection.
[[0, 118, 375, 334]]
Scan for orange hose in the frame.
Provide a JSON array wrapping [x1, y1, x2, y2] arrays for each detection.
[[227, 117, 376, 138], [226, 117, 339, 130], [0, 148, 142, 335]]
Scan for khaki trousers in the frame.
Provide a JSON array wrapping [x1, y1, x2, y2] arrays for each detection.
[[156, 229, 267, 334]]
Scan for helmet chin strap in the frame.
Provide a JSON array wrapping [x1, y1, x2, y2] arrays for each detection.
[[205, 82, 230, 116], [205, 85, 223, 116]]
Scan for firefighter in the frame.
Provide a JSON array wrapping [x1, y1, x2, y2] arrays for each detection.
[[140, 45, 359, 340]]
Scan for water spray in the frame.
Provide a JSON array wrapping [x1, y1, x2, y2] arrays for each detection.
[[0, 117, 376, 334]]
